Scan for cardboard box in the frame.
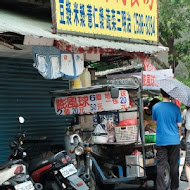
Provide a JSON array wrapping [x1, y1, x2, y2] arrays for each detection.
[[145, 158, 155, 165], [78, 115, 94, 130]]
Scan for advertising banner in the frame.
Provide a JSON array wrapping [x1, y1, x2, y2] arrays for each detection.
[[54, 90, 129, 115], [142, 69, 174, 90], [53, 0, 158, 42], [142, 58, 157, 71]]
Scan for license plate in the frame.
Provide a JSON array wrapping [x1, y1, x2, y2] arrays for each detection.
[[14, 181, 35, 190], [60, 164, 77, 178]]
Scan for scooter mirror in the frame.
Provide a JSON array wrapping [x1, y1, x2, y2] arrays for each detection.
[[10, 140, 19, 149], [18, 116, 25, 124]]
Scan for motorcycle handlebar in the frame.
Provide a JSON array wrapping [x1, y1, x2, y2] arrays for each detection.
[[9, 131, 27, 159], [16, 130, 27, 142]]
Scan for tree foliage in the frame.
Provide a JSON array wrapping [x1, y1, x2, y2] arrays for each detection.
[[159, 0, 190, 75]]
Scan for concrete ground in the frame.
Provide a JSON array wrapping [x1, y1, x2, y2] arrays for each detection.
[[178, 151, 188, 190]]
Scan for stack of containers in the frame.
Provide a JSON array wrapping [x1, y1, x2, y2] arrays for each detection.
[[115, 119, 138, 143], [145, 131, 156, 143]]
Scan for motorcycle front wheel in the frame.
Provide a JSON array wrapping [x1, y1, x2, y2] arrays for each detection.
[[87, 172, 96, 190], [44, 181, 60, 190]]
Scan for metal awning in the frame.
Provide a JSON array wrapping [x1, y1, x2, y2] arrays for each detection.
[[50, 77, 140, 96], [50, 84, 139, 97], [0, 9, 169, 54]]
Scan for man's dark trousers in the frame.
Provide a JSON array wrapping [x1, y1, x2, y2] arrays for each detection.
[[156, 145, 180, 190]]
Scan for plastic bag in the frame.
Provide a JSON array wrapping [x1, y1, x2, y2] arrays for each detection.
[[93, 124, 108, 136], [132, 149, 142, 155], [118, 119, 137, 126], [92, 124, 108, 144]]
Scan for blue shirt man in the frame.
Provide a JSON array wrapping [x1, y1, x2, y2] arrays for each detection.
[[152, 89, 182, 190], [153, 102, 182, 146]]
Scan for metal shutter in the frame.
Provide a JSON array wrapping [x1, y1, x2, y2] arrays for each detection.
[[0, 57, 73, 163]]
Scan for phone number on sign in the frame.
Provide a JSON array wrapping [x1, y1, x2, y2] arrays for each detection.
[[133, 13, 156, 36]]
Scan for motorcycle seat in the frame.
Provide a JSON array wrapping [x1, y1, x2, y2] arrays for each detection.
[[28, 154, 56, 173]]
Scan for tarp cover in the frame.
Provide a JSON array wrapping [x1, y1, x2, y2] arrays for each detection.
[[33, 46, 84, 79]]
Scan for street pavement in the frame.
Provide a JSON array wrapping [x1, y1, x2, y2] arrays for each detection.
[[176, 150, 188, 190], [114, 180, 188, 190]]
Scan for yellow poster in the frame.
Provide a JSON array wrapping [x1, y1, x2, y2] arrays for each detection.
[[54, 0, 158, 42]]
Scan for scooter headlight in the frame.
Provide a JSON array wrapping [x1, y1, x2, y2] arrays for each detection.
[[74, 146, 84, 156]]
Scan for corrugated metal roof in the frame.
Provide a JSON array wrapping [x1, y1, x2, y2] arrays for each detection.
[[0, 9, 169, 54]]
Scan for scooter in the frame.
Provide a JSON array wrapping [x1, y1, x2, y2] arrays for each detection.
[[9, 117, 88, 190], [0, 119, 43, 190], [28, 149, 89, 190], [69, 134, 96, 190], [0, 159, 34, 190]]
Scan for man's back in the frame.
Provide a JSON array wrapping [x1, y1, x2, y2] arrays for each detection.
[[152, 102, 182, 146]]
